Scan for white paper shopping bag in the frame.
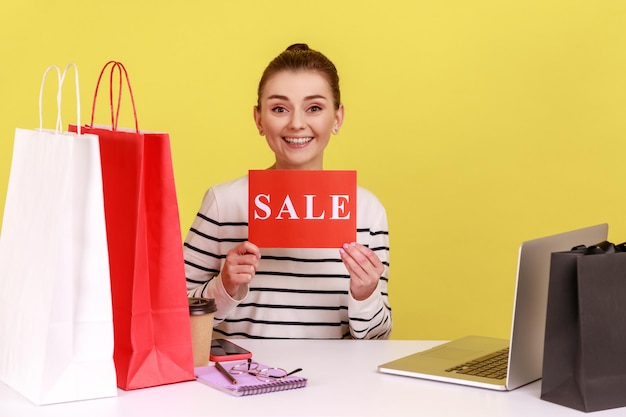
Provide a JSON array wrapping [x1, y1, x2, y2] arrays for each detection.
[[0, 64, 117, 404]]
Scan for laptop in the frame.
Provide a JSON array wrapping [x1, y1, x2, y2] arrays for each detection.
[[378, 224, 609, 391]]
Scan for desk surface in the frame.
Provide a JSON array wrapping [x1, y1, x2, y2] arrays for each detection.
[[1, 339, 623, 417]]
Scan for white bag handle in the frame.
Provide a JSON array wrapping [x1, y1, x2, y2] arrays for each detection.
[[38, 65, 61, 133], [38, 62, 81, 134], [60, 63, 81, 135]]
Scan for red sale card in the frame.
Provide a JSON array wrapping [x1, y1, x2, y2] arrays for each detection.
[[248, 170, 357, 248]]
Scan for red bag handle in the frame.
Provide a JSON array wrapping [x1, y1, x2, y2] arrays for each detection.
[[89, 60, 139, 133]]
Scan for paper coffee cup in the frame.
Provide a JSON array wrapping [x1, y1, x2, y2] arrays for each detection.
[[188, 297, 217, 367]]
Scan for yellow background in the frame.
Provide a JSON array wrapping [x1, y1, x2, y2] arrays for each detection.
[[1, 1, 625, 340]]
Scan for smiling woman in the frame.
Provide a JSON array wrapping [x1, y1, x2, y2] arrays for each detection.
[[183, 43, 392, 340], [254, 70, 343, 170], [253, 44, 344, 171]]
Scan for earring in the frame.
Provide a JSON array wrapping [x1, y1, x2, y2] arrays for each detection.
[[259, 130, 264, 136], [332, 128, 339, 134]]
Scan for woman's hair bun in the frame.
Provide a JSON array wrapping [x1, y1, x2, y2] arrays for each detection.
[[286, 43, 310, 52], [257, 42, 341, 110]]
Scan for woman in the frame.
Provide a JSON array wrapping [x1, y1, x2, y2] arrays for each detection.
[[184, 44, 391, 339]]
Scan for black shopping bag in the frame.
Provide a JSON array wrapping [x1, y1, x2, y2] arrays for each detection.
[[541, 242, 626, 412]]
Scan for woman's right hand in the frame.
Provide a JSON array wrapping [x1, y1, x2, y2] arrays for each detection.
[[221, 241, 261, 297]]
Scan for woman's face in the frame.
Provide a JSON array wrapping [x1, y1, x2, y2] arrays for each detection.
[[254, 70, 344, 170]]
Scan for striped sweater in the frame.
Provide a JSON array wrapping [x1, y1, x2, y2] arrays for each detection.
[[184, 175, 391, 339]]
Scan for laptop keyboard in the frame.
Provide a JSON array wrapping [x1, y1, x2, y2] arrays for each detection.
[[444, 348, 509, 380]]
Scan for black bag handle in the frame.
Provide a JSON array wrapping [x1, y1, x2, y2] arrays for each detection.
[[576, 241, 626, 255]]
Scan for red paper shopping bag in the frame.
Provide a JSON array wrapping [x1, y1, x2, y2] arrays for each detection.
[[70, 61, 194, 390]]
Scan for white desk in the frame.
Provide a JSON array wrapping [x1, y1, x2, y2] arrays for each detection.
[[0, 339, 622, 416]]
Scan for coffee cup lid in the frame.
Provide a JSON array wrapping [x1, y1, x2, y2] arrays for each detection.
[[188, 297, 217, 315]]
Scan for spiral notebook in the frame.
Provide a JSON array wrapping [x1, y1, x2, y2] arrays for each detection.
[[195, 362, 307, 397]]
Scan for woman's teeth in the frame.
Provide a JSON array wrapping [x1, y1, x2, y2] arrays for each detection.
[[284, 137, 313, 145]]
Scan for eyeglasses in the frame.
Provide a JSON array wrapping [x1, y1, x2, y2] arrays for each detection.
[[229, 359, 303, 382]]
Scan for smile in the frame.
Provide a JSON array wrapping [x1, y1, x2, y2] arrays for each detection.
[[283, 137, 313, 145]]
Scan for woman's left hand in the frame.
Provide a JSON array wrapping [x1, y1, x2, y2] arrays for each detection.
[[339, 242, 385, 301]]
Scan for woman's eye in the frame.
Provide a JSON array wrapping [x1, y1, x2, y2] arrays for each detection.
[[271, 106, 287, 113], [308, 105, 322, 112]]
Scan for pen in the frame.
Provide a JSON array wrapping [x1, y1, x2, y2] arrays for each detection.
[[215, 361, 237, 385]]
